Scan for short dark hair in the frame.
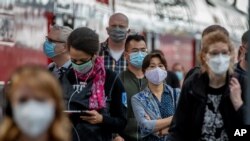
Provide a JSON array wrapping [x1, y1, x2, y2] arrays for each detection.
[[125, 34, 146, 51], [202, 25, 229, 37], [151, 49, 168, 69], [142, 52, 168, 73], [67, 27, 99, 56], [241, 30, 250, 44]]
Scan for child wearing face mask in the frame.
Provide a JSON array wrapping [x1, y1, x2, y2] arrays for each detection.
[[0, 65, 71, 141], [166, 31, 247, 141], [131, 52, 180, 141]]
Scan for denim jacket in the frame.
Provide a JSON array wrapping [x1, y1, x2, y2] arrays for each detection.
[[131, 84, 180, 140]]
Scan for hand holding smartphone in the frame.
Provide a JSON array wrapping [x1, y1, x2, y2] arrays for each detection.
[[64, 110, 91, 116]]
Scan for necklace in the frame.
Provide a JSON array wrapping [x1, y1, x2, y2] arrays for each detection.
[[74, 68, 93, 88]]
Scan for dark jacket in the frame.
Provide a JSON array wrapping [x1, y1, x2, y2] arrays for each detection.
[[183, 66, 200, 82], [61, 68, 127, 141], [235, 62, 247, 78], [166, 71, 180, 89], [167, 72, 246, 141]]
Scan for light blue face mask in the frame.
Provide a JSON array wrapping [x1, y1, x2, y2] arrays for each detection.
[[129, 51, 147, 68], [175, 71, 184, 81], [72, 60, 93, 74], [43, 40, 56, 58]]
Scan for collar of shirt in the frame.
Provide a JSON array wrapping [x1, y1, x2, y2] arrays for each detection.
[[54, 60, 72, 72], [109, 48, 125, 61], [100, 39, 109, 53], [101, 39, 125, 60], [100, 39, 127, 74], [143, 84, 171, 98]]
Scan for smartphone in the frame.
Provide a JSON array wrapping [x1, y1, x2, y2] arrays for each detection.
[[64, 110, 91, 116]]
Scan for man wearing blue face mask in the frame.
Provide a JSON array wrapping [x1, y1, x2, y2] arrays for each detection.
[[99, 13, 130, 74], [43, 25, 73, 79], [119, 34, 148, 141]]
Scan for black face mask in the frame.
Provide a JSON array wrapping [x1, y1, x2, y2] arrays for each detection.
[[245, 52, 248, 61]]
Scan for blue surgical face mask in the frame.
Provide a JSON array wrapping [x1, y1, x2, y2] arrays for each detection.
[[175, 71, 183, 81], [43, 40, 56, 58], [129, 51, 147, 68], [108, 27, 127, 43], [72, 60, 93, 74]]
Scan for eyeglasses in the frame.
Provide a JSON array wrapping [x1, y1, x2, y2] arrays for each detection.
[[208, 50, 230, 56], [46, 37, 65, 44]]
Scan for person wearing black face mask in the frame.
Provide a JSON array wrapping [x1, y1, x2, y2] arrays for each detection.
[[235, 30, 249, 77], [99, 13, 130, 74]]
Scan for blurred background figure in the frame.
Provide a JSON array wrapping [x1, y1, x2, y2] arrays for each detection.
[[99, 13, 130, 74], [167, 31, 246, 141], [132, 52, 180, 141], [43, 25, 73, 79], [172, 63, 186, 88], [0, 65, 71, 141]]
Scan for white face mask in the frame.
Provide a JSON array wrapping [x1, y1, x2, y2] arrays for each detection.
[[145, 67, 167, 85], [13, 100, 55, 138], [207, 54, 230, 75]]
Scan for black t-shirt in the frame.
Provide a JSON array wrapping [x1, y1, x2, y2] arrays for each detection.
[[201, 85, 229, 141]]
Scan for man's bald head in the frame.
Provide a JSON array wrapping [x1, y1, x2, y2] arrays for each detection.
[[108, 13, 129, 28]]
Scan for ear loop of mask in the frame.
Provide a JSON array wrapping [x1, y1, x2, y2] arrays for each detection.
[[54, 44, 67, 57]]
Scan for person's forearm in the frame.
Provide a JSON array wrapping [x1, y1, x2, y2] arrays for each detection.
[[232, 100, 243, 111], [154, 116, 173, 132]]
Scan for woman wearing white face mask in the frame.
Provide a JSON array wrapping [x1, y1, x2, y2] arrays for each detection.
[[0, 65, 71, 141], [167, 31, 246, 141], [131, 52, 180, 141]]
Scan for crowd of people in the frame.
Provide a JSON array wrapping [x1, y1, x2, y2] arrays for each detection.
[[0, 12, 248, 141]]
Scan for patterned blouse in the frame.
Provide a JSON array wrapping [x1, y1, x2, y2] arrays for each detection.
[[131, 84, 180, 141]]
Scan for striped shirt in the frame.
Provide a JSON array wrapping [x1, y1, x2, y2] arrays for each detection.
[[99, 39, 127, 74]]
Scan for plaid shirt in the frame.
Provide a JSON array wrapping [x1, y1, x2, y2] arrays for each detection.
[[99, 39, 127, 74]]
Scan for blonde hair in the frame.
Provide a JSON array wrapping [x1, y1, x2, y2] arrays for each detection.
[[0, 65, 71, 141], [199, 31, 235, 75]]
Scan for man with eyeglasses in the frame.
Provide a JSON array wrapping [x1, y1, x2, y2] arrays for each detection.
[[119, 34, 148, 141], [43, 25, 73, 79], [99, 13, 130, 74]]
